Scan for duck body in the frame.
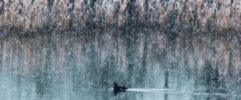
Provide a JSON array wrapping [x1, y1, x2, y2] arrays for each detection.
[[113, 82, 128, 95]]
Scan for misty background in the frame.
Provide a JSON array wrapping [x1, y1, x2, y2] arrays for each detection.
[[0, 0, 241, 100]]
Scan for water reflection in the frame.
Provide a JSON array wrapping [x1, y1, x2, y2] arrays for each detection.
[[48, 89, 241, 100], [0, 30, 241, 99]]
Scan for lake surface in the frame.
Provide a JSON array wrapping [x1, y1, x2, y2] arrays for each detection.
[[0, 32, 241, 100]]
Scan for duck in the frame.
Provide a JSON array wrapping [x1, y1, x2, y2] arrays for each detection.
[[113, 82, 128, 95]]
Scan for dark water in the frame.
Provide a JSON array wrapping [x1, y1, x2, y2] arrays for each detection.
[[0, 29, 241, 100]]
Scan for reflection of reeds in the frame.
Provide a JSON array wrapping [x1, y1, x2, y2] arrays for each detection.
[[0, 0, 240, 33], [0, 29, 240, 91]]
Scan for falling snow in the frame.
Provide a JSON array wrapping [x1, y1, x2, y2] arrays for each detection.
[[0, 0, 241, 100]]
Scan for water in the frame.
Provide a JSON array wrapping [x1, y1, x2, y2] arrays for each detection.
[[1, 0, 241, 100], [0, 31, 240, 100]]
